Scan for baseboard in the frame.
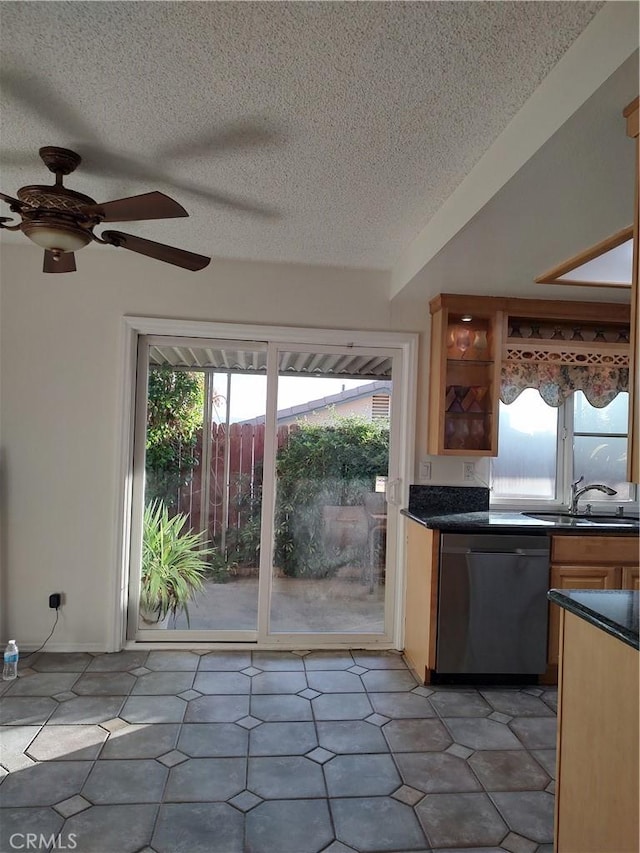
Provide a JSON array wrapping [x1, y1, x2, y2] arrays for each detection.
[[18, 640, 403, 654], [18, 642, 108, 654], [125, 640, 401, 652]]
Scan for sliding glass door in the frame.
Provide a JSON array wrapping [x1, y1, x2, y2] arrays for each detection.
[[269, 347, 392, 636], [127, 332, 407, 646]]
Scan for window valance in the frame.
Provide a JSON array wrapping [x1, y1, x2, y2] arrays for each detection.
[[501, 362, 629, 408], [500, 317, 630, 408]]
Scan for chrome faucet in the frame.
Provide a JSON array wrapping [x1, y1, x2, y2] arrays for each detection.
[[570, 476, 617, 515]]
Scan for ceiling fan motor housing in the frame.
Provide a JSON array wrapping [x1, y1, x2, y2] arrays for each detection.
[[17, 184, 97, 215], [17, 184, 97, 253]]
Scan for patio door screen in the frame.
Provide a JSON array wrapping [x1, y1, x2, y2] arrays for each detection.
[[127, 332, 407, 646]]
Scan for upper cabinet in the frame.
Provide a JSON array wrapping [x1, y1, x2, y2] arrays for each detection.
[[428, 295, 631, 457], [428, 295, 503, 456], [624, 96, 639, 484]]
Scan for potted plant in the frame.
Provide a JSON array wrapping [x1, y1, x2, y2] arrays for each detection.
[[140, 500, 212, 627]]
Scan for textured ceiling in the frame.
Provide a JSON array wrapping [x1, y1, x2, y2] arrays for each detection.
[[0, 1, 603, 270]]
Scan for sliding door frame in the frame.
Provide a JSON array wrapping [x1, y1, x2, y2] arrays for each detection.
[[113, 316, 417, 651]]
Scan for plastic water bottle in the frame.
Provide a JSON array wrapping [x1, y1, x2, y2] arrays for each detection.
[[3, 640, 19, 680]]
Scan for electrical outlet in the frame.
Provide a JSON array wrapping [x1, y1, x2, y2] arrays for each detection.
[[419, 460, 432, 481], [463, 462, 475, 482], [49, 593, 62, 609]]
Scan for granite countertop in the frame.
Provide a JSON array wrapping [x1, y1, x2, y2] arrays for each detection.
[[401, 508, 640, 535], [402, 508, 545, 531], [402, 485, 639, 535], [548, 589, 639, 651]]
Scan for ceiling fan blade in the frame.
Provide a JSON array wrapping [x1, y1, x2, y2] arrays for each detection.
[[161, 181, 280, 220], [102, 230, 210, 272], [43, 251, 76, 273], [0, 191, 27, 210], [81, 191, 188, 222], [77, 145, 279, 219]]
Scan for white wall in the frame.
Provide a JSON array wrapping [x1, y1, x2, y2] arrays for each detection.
[[0, 244, 401, 650]]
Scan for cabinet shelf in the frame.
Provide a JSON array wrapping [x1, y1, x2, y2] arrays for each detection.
[[444, 411, 492, 418]]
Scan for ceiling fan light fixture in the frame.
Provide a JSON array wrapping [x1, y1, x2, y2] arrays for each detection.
[[20, 219, 91, 253]]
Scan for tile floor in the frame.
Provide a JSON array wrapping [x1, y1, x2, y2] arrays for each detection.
[[0, 650, 557, 853]]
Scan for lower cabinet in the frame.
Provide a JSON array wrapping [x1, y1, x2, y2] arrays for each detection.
[[403, 521, 439, 683], [622, 564, 640, 590], [548, 536, 639, 668], [555, 609, 639, 852], [403, 524, 638, 685]]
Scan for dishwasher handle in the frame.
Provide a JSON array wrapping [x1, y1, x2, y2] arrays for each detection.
[[441, 547, 550, 557]]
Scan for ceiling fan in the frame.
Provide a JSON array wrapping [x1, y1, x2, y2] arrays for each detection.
[[0, 146, 211, 273]]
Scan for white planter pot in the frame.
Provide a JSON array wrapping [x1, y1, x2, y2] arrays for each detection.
[[139, 607, 171, 629]]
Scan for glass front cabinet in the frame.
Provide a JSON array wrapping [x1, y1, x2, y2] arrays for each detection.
[[428, 295, 503, 456]]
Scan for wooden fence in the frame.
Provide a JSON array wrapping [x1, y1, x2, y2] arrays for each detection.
[[178, 422, 298, 547]]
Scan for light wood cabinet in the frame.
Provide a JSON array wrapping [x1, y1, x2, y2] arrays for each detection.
[[403, 521, 438, 683], [548, 535, 639, 667], [621, 564, 640, 590], [555, 609, 638, 852], [551, 535, 638, 565], [428, 294, 503, 456], [548, 565, 620, 667]]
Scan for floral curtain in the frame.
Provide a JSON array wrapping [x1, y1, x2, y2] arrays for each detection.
[[500, 363, 629, 408]]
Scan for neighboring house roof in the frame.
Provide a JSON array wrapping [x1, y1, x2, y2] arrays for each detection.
[[239, 380, 392, 425]]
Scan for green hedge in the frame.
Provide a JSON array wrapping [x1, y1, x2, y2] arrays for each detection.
[[274, 417, 389, 577], [145, 368, 204, 508]]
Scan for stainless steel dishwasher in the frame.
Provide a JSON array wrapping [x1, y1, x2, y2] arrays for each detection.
[[437, 533, 550, 675]]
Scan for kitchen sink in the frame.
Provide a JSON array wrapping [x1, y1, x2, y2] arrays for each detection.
[[523, 511, 639, 527]]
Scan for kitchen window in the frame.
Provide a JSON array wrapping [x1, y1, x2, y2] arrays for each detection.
[[490, 389, 636, 507]]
